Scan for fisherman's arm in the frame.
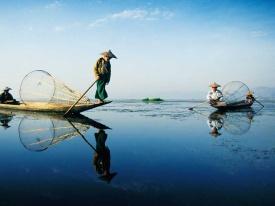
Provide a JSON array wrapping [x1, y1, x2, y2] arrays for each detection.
[[93, 60, 100, 80], [106, 66, 111, 84], [206, 91, 212, 101], [217, 90, 223, 101]]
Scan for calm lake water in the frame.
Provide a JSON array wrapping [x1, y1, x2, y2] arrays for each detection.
[[0, 100, 275, 206]]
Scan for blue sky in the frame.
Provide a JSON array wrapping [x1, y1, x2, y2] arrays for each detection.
[[0, 0, 275, 99]]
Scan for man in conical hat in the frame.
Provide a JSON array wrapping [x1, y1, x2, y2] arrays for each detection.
[[93, 50, 117, 103], [0, 87, 15, 104], [206, 82, 223, 103]]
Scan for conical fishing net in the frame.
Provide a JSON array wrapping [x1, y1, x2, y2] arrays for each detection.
[[19, 115, 90, 152], [20, 70, 90, 105], [222, 81, 250, 104]]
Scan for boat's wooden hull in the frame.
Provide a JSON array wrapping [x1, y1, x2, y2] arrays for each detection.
[[0, 101, 112, 114], [211, 101, 254, 111]]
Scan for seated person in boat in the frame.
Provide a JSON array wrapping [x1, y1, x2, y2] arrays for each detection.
[[246, 91, 255, 104], [0, 87, 19, 104], [206, 82, 223, 105]]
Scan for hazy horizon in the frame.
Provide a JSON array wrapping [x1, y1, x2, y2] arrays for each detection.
[[1, 0, 275, 99]]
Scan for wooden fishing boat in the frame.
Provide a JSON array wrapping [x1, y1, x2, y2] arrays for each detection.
[[0, 101, 112, 114], [211, 100, 254, 111]]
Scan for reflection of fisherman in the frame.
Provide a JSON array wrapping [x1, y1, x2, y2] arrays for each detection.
[[207, 82, 223, 105], [0, 114, 13, 129], [93, 129, 117, 183], [207, 112, 224, 137], [0, 87, 19, 104], [246, 111, 254, 122]]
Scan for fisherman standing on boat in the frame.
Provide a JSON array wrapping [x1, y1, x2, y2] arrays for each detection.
[[0, 87, 18, 104], [207, 82, 223, 105], [94, 50, 117, 103]]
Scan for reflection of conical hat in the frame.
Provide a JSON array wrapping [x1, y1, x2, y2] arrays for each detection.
[[209, 128, 221, 137], [209, 82, 221, 88], [100, 50, 117, 59]]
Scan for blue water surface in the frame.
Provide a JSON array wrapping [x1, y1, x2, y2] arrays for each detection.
[[0, 100, 274, 206]]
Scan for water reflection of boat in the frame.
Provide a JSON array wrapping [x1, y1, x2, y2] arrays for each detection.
[[207, 110, 254, 137], [0, 109, 117, 183], [0, 109, 110, 151]]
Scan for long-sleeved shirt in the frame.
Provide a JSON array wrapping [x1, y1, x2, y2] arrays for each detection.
[[93, 57, 111, 83], [206, 90, 223, 101]]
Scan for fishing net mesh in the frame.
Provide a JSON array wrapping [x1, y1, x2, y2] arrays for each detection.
[[19, 116, 89, 152], [223, 112, 252, 135], [222, 81, 250, 104], [20, 70, 90, 105]]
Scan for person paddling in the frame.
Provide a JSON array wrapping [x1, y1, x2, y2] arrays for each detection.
[[93, 50, 117, 103], [206, 82, 223, 105]]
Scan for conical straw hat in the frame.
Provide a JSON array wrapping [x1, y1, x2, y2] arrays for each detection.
[[209, 82, 221, 88], [3, 87, 12, 91], [100, 50, 117, 59]]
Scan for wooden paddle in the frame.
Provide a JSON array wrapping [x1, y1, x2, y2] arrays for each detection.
[[66, 118, 97, 152], [64, 80, 97, 116]]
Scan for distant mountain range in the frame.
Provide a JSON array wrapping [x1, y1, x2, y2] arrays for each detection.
[[253, 87, 275, 100]]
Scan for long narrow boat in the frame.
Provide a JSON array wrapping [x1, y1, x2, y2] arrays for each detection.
[[211, 100, 254, 111], [0, 101, 112, 114]]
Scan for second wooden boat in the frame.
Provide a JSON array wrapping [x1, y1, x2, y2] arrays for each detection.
[[211, 100, 254, 110]]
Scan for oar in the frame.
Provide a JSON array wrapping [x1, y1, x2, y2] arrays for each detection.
[[254, 98, 264, 108], [66, 118, 97, 152], [64, 80, 97, 116], [188, 101, 208, 111]]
